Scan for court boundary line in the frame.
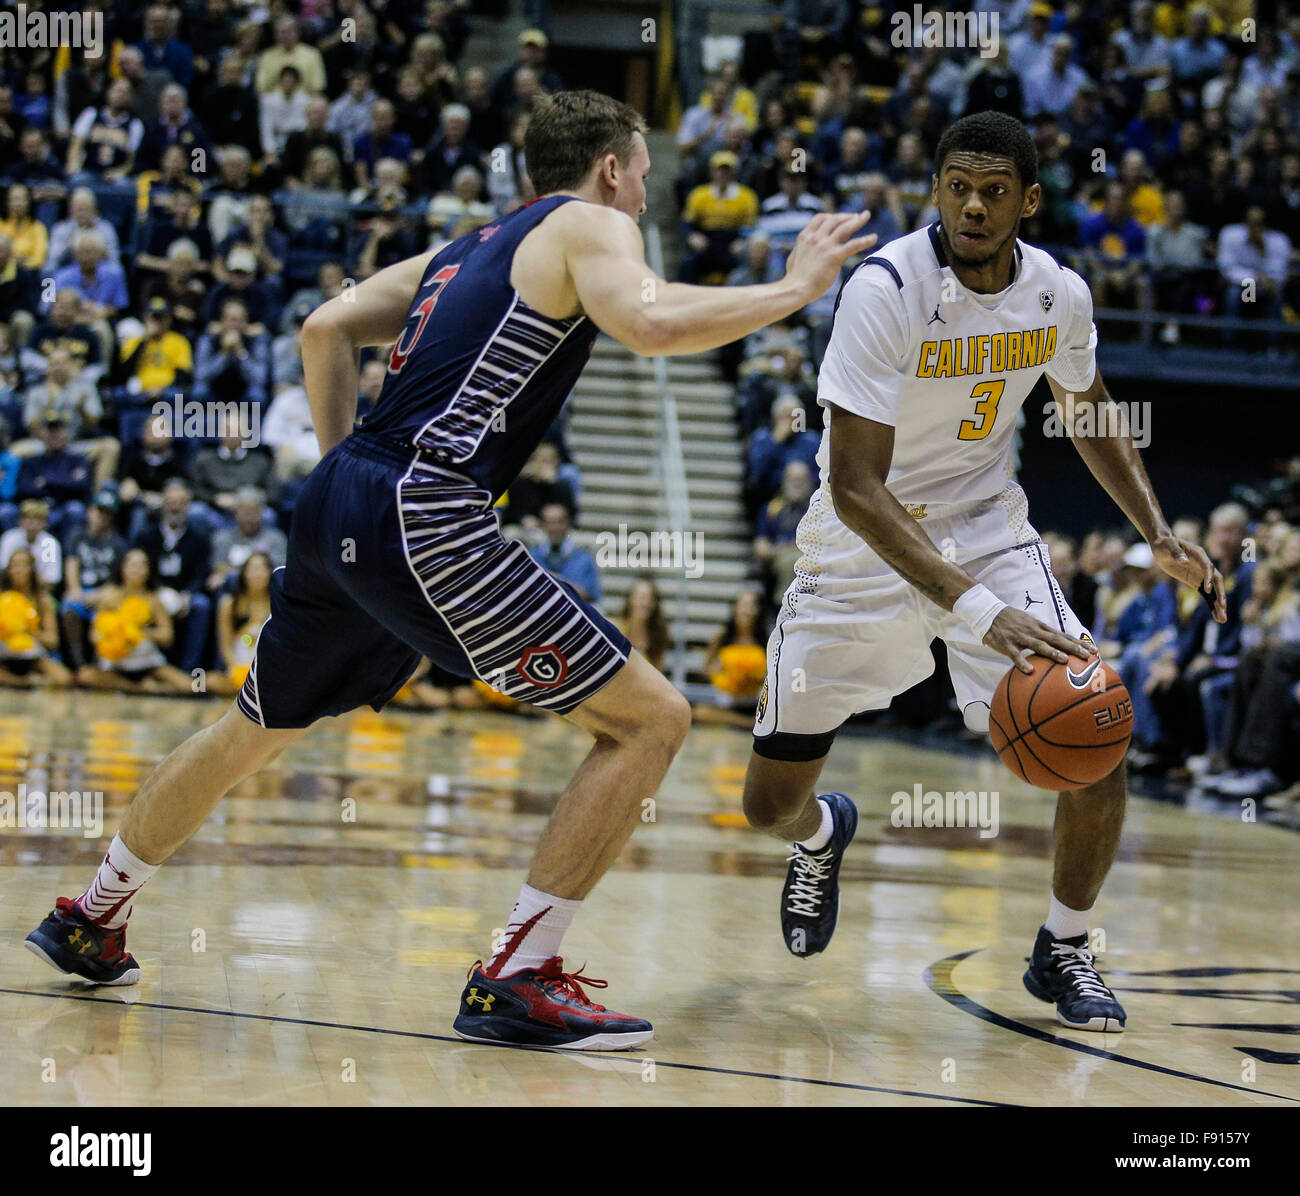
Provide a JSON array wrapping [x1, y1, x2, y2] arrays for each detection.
[[924, 949, 1300, 1103], [0, 984, 1014, 1106]]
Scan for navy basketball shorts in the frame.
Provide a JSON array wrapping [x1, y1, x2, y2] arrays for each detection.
[[236, 434, 630, 728]]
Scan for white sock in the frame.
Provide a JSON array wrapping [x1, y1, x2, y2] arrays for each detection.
[[485, 883, 581, 977], [76, 834, 160, 929], [796, 798, 833, 852], [1044, 894, 1092, 940]]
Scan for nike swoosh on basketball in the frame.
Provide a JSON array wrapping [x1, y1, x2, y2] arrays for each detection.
[[1065, 659, 1102, 689]]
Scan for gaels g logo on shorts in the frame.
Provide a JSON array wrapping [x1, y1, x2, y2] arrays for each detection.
[[515, 644, 568, 688]]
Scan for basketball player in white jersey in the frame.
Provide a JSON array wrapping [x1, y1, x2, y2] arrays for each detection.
[[743, 111, 1227, 1032]]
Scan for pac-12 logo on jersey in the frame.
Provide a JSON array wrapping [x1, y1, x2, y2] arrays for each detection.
[[1039, 289, 1054, 313], [515, 645, 568, 688]]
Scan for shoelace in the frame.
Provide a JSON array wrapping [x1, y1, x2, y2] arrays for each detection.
[[1050, 941, 1113, 1000], [785, 846, 835, 917], [540, 963, 609, 1012]]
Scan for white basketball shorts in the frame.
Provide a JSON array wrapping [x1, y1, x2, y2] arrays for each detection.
[[752, 482, 1092, 759]]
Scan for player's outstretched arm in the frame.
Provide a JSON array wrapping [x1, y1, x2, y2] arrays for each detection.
[[300, 250, 438, 455], [828, 405, 1094, 672], [563, 205, 876, 356], [1047, 372, 1227, 622]]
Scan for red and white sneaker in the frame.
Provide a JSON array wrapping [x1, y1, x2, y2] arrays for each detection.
[[452, 956, 653, 1051], [25, 897, 142, 985]]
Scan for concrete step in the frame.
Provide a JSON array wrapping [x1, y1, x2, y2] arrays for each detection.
[[603, 575, 753, 603], [576, 473, 742, 500], [578, 413, 737, 439], [580, 496, 746, 525], [583, 353, 722, 382], [570, 433, 742, 461], [578, 516, 752, 539], [573, 521, 754, 550], [572, 449, 744, 479], [573, 377, 736, 404]]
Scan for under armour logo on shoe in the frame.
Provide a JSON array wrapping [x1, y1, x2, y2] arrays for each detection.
[[67, 928, 94, 954], [464, 988, 496, 1010], [928, 305, 946, 325]]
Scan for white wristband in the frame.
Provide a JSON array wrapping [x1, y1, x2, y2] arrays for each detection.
[[953, 584, 1007, 641]]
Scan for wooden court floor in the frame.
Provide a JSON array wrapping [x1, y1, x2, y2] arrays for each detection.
[[2, 688, 1298, 1107]]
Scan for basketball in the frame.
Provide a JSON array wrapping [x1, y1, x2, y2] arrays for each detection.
[[989, 656, 1134, 789]]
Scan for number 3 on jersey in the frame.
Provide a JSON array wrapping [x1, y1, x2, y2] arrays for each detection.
[[957, 378, 1005, 441], [387, 264, 460, 374]]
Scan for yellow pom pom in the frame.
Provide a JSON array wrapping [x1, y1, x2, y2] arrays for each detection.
[[0, 591, 28, 637], [7, 632, 34, 653], [710, 644, 768, 697], [119, 595, 152, 627], [92, 610, 122, 640], [98, 633, 130, 662]]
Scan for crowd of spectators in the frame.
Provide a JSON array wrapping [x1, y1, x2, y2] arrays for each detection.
[[1043, 454, 1300, 802], [0, 2, 595, 698]]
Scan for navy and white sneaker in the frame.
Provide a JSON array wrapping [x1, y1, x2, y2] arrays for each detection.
[[1023, 926, 1126, 1032], [780, 792, 858, 957], [25, 897, 142, 986]]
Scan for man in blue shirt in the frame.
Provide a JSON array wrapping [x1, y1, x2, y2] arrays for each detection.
[[1170, 6, 1227, 94], [1110, 542, 1181, 761], [14, 412, 94, 539], [1078, 181, 1152, 317], [530, 502, 601, 606], [137, 5, 194, 90], [49, 232, 129, 321], [351, 99, 413, 190]]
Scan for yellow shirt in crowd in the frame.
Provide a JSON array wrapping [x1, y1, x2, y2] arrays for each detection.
[[0, 216, 49, 270], [683, 182, 759, 232], [120, 331, 194, 392]]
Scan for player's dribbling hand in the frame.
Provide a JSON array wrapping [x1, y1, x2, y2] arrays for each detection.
[[983, 608, 1096, 675], [1150, 534, 1227, 623], [784, 211, 878, 300]]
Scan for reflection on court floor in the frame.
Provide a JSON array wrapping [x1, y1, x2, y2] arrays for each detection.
[[2, 689, 1297, 1106]]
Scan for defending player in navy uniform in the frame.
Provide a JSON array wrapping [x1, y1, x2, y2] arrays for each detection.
[[26, 92, 875, 1050]]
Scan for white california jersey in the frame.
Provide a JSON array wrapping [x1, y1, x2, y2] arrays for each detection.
[[814, 222, 1097, 509]]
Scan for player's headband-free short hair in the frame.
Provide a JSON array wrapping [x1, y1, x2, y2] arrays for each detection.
[[934, 110, 1038, 188], [523, 90, 647, 196]]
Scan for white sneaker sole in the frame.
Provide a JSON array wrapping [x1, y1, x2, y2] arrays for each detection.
[[1056, 1009, 1126, 1033], [24, 938, 142, 986]]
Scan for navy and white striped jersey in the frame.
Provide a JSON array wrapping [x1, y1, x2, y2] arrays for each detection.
[[357, 194, 599, 500]]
